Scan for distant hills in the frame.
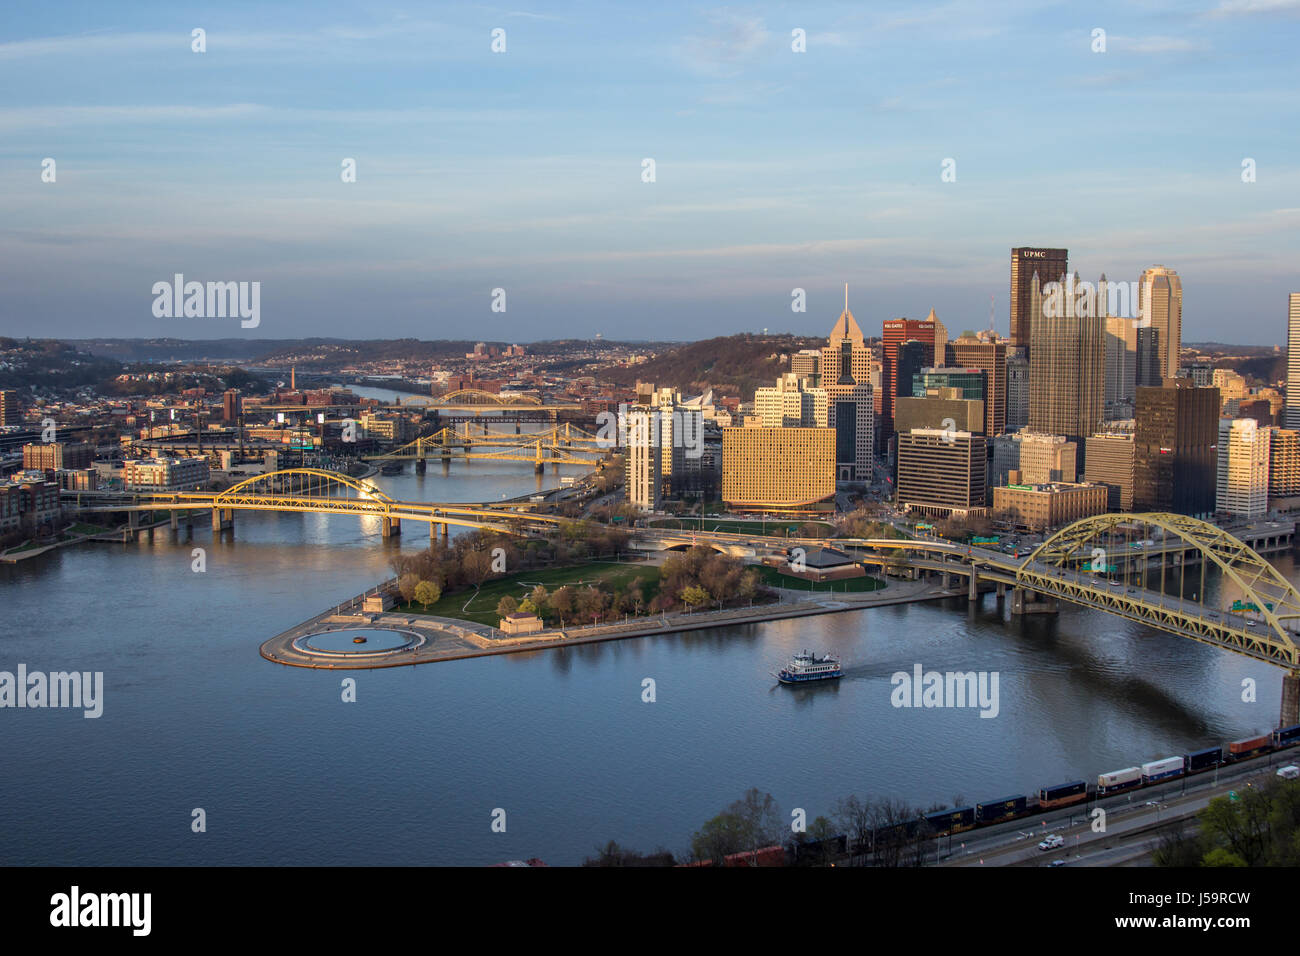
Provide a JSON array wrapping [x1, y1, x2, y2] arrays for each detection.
[[597, 333, 827, 397]]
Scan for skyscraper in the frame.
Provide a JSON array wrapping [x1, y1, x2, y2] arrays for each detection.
[[1006, 351, 1029, 430], [1133, 380, 1219, 516], [1027, 273, 1105, 462], [1138, 265, 1182, 382], [881, 310, 943, 442], [947, 334, 1007, 437], [1216, 418, 1270, 518], [820, 289, 875, 478], [1009, 247, 1068, 353], [1286, 293, 1300, 430], [1102, 316, 1137, 417], [754, 373, 827, 428]]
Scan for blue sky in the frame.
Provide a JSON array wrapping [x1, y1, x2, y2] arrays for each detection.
[[1, 0, 1297, 344]]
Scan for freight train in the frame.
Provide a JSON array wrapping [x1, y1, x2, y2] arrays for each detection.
[[873, 724, 1300, 843]]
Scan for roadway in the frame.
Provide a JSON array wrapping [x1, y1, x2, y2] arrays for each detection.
[[940, 750, 1291, 867]]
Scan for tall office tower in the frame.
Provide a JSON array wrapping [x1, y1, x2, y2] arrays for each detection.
[[1085, 426, 1137, 511], [913, 368, 986, 407], [991, 431, 1077, 487], [0, 389, 22, 426], [1027, 273, 1105, 465], [1006, 350, 1029, 430], [625, 409, 663, 512], [721, 427, 836, 512], [1287, 294, 1300, 429], [790, 349, 821, 387], [820, 288, 872, 387], [1133, 380, 1220, 516], [881, 312, 942, 441], [754, 373, 827, 428], [1009, 247, 1068, 353], [821, 333, 873, 480], [1138, 266, 1182, 382], [1103, 316, 1137, 417], [896, 341, 930, 402], [894, 390, 985, 437], [896, 429, 987, 518], [1216, 418, 1270, 518], [1135, 327, 1162, 387], [947, 334, 1007, 437], [222, 389, 242, 422], [1268, 427, 1300, 498]]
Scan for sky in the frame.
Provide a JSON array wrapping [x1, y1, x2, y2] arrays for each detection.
[[1, 0, 1297, 344]]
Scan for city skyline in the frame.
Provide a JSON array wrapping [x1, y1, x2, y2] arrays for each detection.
[[2, 1, 1298, 342]]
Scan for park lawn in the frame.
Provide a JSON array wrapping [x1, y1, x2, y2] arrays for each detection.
[[753, 565, 886, 593], [394, 561, 663, 627], [649, 518, 834, 537], [68, 522, 110, 535]]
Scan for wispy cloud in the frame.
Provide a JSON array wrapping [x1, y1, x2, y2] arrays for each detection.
[[1209, 0, 1300, 17], [676, 11, 771, 77], [1108, 34, 1208, 53]]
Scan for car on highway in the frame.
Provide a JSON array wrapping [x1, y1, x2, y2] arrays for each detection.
[[1046, 859, 1067, 867], [1277, 765, 1300, 779], [1038, 834, 1064, 851]]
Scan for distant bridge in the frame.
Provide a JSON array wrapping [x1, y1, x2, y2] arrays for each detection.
[[68, 468, 563, 541]]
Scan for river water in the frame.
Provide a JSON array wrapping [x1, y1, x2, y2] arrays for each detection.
[[0, 399, 1288, 865]]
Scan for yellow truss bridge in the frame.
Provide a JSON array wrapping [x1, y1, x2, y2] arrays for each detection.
[[71, 468, 564, 539], [365, 424, 609, 466]]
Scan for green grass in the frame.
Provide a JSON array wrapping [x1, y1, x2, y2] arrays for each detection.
[[649, 518, 834, 537], [393, 561, 663, 627], [753, 564, 886, 592], [5, 540, 41, 554], [69, 523, 110, 535]]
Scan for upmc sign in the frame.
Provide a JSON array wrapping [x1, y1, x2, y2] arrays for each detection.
[[1021, 250, 1048, 258]]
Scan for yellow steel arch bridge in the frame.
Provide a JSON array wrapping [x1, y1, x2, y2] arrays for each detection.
[[71, 468, 564, 537], [642, 512, 1300, 669]]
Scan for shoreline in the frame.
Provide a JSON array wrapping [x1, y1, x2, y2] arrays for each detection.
[[259, 575, 965, 670]]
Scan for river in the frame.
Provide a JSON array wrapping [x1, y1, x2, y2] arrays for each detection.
[[0, 416, 1287, 865]]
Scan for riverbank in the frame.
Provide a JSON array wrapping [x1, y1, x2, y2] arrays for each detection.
[[260, 574, 964, 669]]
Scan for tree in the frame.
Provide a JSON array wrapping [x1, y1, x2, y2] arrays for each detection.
[[528, 585, 550, 615], [397, 572, 420, 604], [517, 597, 538, 616], [414, 579, 441, 610], [680, 585, 709, 612], [550, 585, 575, 626], [627, 579, 646, 615], [462, 550, 493, 589], [496, 595, 519, 618], [576, 585, 606, 625]]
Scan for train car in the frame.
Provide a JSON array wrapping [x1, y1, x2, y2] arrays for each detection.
[[1273, 724, 1300, 750], [1185, 746, 1222, 774], [1140, 756, 1185, 785], [1038, 780, 1088, 809], [1097, 766, 1143, 795], [975, 795, 1029, 824], [922, 806, 977, 836], [1227, 734, 1271, 761]]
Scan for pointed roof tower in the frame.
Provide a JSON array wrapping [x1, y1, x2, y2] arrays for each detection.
[[829, 282, 865, 348]]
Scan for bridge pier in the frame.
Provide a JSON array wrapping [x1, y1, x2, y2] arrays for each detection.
[[212, 508, 234, 533], [535, 461, 545, 474], [381, 517, 401, 538], [440, 523, 449, 544], [1010, 588, 1058, 616], [515, 423, 521, 434], [1283, 672, 1300, 729], [170, 511, 179, 532], [968, 571, 978, 602], [415, 457, 427, 475], [996, 581, 1006, 600]]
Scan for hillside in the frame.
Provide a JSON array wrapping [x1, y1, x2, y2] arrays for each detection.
[[598, 333, 828, 398]]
